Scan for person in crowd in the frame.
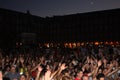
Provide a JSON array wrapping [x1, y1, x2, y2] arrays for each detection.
[[0, 70, 2, 80], [19, 74, 27, 80], [0, 43, 120, 80], [5, 65, 20, 80], [74, 69, 83, 80], [97, 73, 105, 80]]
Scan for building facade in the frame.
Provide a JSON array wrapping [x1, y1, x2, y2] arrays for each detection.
[[0, 8, 120, 48]]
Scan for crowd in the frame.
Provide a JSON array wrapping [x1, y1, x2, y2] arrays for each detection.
[[0, 44, 120, 80]]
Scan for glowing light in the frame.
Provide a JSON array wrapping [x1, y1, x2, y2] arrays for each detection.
[[110, 42, 113, 45], [105, 42, 108, 45], [77, 42, 80, 47], [20, 43, 22, 46], [47, 43, 49, 48], [86, 42, 89, 44], [95, 42, 99, 45], [116, 41, 119, 44], [64, 43, 68, 47], [72, 43, 76, 48], [81, 42, 84, 46], [69, 43, 72, 48], [100, 42, 103, 44]]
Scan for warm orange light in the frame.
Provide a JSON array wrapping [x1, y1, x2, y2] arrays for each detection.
[[105, 42, 108, 45], [64, 43, 68, 47], [69, 43, 72, 48], [77, 43, 80, 47], [116, 41, 119, 44], [100, 42, 103, 44], [81, 42, 84, 46], [44, 43, 47, 47], [110, 42, 113, 45], [95, 42, 99, 45], [72, 43, 76, 48], [47, 43, 49, 48]]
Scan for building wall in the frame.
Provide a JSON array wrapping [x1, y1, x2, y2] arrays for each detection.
[[0, 8, 120, 47]]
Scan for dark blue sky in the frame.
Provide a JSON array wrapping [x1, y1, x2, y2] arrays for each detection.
[[0, 0, 120, 17]]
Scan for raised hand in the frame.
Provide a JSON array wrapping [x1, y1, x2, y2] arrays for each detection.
[[20, 57, 24, 63], [38, 66, 43, 72], [98, 60, 102, 67], [14, 57, 17, 61], [109, 62, 114, 68], [0, 71, 2, 80], [60, 63, 67, 70], [2, 58, 5, 62]]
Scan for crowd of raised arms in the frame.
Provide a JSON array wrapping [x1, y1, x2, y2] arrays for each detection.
[[0, 44, 120, 80]]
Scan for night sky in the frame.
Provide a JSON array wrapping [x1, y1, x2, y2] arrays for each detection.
[[0, 0, 120, 17]]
